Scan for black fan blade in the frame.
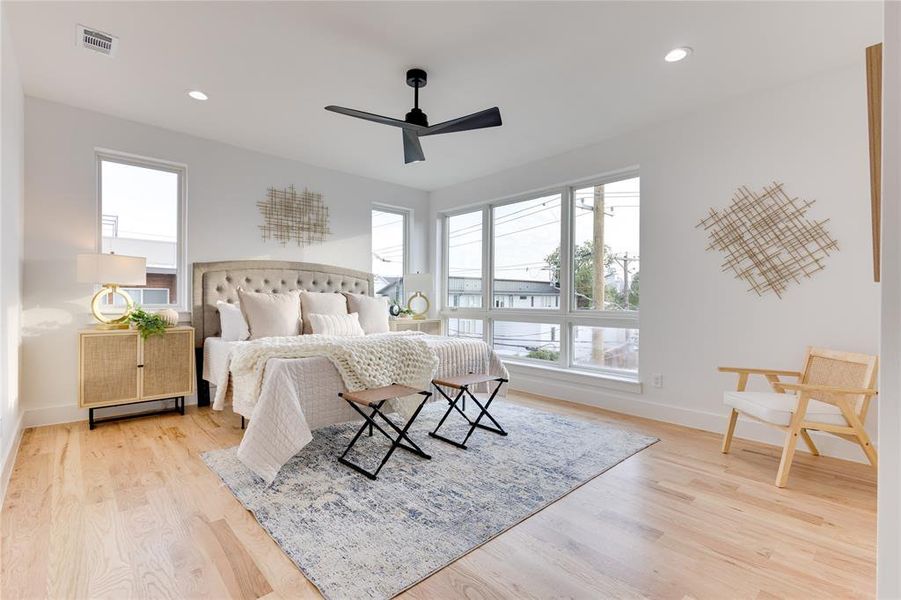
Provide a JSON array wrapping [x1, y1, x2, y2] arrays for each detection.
[[324, 105, 424, 131], [420, 107, 502, 137], [403, 130, 425, 164]]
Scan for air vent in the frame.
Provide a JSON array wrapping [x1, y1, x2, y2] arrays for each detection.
[[76, 25, 118, 57]]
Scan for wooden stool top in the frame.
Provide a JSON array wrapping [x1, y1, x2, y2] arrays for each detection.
[[432, 373, 506, 389], [340, 384, 427, 406]]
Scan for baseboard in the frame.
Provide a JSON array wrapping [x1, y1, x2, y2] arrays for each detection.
[[506, 366, 870, 464], [23, 393, 199, 428], [1, 411, 25, 504]]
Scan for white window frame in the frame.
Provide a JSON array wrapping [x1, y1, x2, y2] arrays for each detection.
[[371, 204, 412, 299], [95, 149, 188, 312], [440, 168, 639, 382]]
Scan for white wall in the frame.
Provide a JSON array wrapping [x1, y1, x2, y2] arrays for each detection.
[[431, 63, 880, 462], [0, 9, 25, 496], [22, 98, 429, 425], [878, 2, 901, 597]]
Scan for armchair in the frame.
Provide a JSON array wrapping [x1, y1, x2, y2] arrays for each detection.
[[719, 347, 878, 487]]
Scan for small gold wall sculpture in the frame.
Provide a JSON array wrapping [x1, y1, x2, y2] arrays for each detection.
[[258, 185, 331, 246], [697, 182, 838, 298]]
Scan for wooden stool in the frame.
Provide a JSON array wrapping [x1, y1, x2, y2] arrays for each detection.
[[337, 384, 432, 480], [429, 373, 508, 449]]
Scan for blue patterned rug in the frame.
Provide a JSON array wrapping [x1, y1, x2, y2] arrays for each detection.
[[202, 400, 657, 600]]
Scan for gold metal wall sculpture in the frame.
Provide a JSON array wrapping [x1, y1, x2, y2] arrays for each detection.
[[697, 182, 838, 298], [258, 185, 331, 246]]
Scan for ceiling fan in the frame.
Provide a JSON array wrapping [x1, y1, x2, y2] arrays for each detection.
[[325, 68, 502, 164]]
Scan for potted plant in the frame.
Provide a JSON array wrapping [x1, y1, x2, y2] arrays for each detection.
[[128, 306, 168, 339]]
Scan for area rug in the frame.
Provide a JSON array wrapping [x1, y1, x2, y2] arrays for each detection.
[[202, 401, 657, 600]]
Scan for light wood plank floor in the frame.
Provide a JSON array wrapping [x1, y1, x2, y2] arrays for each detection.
[[2, 393, 876, 599]]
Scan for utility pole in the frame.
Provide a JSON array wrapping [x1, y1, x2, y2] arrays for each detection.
[[609, 252, 639, 308], [592, 186, 605, 310], [592, 185, 605, 364]]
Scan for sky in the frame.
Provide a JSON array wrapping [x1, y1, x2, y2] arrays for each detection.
[[371, 209, 405, 278], [101, 160, 178, 242]]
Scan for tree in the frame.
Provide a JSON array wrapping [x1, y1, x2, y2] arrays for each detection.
[[544, 242, 639, 310]]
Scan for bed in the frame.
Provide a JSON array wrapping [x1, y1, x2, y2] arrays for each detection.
[[192, 260, 507, 482], [193, 259, 375, 406]]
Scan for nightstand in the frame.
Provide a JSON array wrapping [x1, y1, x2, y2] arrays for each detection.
[[78, 326, 195, 429], [389, 318, 442, 335]]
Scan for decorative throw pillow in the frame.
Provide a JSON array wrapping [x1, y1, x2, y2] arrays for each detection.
[[237, 289, 301, 339], [216, 300, 250, 341], [342, 293, 389, 334], [299, 291, 348, 334], [308, 312, 365, 337]]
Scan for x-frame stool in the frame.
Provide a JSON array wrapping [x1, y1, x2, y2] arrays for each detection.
[[429, 373, 508, 449], [337, 384, 432, 480]]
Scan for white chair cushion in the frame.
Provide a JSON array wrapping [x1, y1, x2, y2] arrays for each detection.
[[723, 391, 848, 427]]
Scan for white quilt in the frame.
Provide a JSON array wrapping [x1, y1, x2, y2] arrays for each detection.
[[213, 332, 508, 483]]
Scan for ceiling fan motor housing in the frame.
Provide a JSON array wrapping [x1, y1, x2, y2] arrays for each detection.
[[405, 107, 428, 127]]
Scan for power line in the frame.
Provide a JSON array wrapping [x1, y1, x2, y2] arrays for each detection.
[[449, 200, 561, 238]]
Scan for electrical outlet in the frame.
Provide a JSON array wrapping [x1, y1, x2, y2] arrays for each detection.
[[652, 373, 663, 388]]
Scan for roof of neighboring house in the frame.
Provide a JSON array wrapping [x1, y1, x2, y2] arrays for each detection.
[[375, 276, 402, 296], [448, 276, 559, 296]]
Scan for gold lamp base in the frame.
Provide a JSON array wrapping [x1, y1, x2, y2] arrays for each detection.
[[407, 291, 430, 320], [90, 284, 135, 329]]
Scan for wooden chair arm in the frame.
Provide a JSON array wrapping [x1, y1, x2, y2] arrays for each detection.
[[778, 382, 878, 396], [718, 367, 802, 378]]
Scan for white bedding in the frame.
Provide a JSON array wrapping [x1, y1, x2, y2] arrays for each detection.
[[203, 337, 242, 384], [206, 333, 507, 483]]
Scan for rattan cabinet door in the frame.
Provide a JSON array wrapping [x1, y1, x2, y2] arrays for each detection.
[[141, 329, 194, 400], [79, 332, 140, 408]]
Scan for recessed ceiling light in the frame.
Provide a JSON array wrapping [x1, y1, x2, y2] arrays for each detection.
[[664, 47, 692, 63], [187, 90, 208, 101]]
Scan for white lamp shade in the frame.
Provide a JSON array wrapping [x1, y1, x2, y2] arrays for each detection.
[[77, 253, 147, 286], [404, 273, 433, 298]]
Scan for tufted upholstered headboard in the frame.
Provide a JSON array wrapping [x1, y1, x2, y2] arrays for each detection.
[[191, 260, 374, 348]]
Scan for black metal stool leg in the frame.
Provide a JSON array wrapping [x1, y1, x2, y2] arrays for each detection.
[[459, 386, 506, 447], [429, 379, 508, 449], [465, 383, 507, 435], [338, 392, 432, 479], [429, 386, 472, 449]]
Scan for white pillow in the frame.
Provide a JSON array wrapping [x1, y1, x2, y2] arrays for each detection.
[[299, 291, 348, 334], [343, 293, 389, 334], [238, 289, 301, 339], [308, 312, 365, 337], [216, 300, 250, 341]]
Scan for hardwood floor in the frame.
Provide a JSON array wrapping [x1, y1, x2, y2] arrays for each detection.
[[1, 392, 876, 599]]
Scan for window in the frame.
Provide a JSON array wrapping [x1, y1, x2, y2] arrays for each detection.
[[446, 210, 483, 307], [493, 194, 561, 309], [98, 154, 184, 309], [571, 326, 639, 373], [115, 288, 171, 306], [371, 207, 408, 304], [493, 321, 560, 362], [441, 172, 640, 379], [572, 177, 639, 311], [446, 318, 484, 340]]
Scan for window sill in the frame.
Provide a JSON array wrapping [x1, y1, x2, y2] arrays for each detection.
[[502, 359, 642, 394]]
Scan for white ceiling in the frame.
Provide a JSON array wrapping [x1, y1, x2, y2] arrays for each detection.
[[6, 1, 881, 191]]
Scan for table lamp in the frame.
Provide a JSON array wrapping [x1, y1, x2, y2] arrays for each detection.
[[404, 272, 433, 320], [77, 253, 147, 328]]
